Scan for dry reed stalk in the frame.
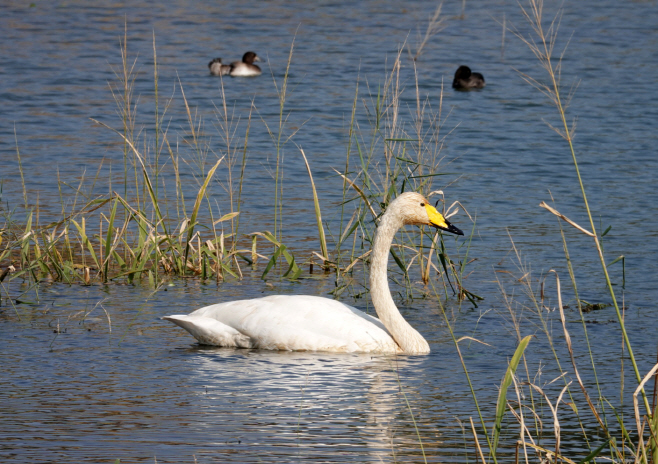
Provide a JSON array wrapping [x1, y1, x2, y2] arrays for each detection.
[[469, 417, 486, 464], [513, 0, 652, 422], [634, 364, 658, 461], [409, 3, 445, 62], [299, 149, 328, 263]]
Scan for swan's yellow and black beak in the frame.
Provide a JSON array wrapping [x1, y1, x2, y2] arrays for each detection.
[[425, 204, 464, 236]]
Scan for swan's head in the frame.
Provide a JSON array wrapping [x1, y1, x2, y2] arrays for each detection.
[[393, 192, 464, 235]]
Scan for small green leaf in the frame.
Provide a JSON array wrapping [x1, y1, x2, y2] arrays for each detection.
[[577, 439, 610, 463]]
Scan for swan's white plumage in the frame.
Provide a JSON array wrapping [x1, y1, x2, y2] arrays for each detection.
[[164, 295, 399, 353], [164, 192, 463, 354]]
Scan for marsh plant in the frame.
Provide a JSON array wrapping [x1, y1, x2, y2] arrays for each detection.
[[439, 1, 658, 463], [0, 26, 472, 310], [324, 44, 478, 308]]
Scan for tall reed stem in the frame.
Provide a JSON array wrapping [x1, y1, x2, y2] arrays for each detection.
[[517, 0, 654, 458]]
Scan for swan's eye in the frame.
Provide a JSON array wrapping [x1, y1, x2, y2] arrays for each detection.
[[420, 202, 425, 207]]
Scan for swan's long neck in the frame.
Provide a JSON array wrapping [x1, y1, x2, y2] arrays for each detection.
[[370, 211, 430, 354]]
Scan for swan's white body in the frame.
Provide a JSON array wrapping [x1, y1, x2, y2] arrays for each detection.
[[166, 295, 399, 353], [164, 192, 463, 354]]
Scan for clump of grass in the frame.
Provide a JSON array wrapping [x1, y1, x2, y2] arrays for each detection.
[[1, 26, 472, 312], [0, 29, 258, 288]]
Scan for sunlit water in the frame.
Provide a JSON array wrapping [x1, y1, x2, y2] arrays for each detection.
[[1, 0, 657, 462]]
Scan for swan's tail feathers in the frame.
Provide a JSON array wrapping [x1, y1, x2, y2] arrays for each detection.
[[163, 315, 253, 348]]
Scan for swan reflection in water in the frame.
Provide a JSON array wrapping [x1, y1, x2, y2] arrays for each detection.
[[172, 346, 447, 461]]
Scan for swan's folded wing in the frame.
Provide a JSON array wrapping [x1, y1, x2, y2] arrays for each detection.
[[194, 295, 399, 353], [163, 315, 252, 348]]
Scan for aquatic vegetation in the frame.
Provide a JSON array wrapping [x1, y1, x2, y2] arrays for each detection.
[[439, 1, 658, 463], [408, 3, 446, 62], [0, 27, 472, 309]]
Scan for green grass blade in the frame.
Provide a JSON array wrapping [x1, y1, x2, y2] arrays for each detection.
[[184, 157, 224, 267], [103, 198, 118, 280], [261, 246, 283, 280], [70, 218, 101, 270], [577, 438, 611, 464], [300, 149, 328, 260], [390, 248, 407, 276], [280, 245, 302, 280], [492, 334, 533, 458]]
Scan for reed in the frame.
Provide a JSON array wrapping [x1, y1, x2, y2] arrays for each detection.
[[408, 3, 446, 62], [440, 247, 641, 463], [326, 44, 475, 307], [300, 149, 328, 263], [513, 0, 655, 460], [1, 31, 252, 287]]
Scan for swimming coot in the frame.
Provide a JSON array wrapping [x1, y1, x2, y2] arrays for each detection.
[[452, 65, 485, 90]]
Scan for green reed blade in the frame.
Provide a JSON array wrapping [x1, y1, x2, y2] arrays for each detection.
[[184, 157, 224, 268], [103, 198, 118, 280], [218, 260, 239, 279], [71, 218, 100, 270], [280, 245, 302, 280], [21, 213, 33, 268], [390, 248, 407, 277], [577, 438, 611, 464], [492, 334, 533, 458], [300, 149, 328, 261], [261, 247, 283, 280]]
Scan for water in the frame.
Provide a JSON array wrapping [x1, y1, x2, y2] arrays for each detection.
[[1, 0, 658, 462]]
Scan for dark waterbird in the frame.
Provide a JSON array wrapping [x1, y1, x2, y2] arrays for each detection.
[[452, 65, 485, 90]]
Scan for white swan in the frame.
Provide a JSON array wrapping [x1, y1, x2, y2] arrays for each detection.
[[164, 192, 463, 354]]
